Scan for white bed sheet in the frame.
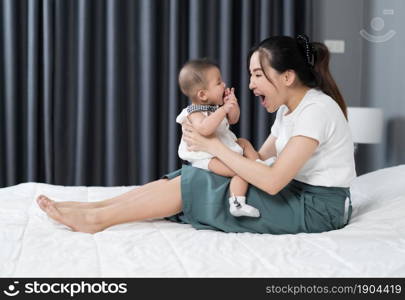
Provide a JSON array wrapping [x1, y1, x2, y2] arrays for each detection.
[[1, 165, 405, 277]]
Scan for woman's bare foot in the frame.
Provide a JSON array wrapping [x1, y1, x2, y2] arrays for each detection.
[[36, 195, 105, 210], [36, 195, 105, 234]]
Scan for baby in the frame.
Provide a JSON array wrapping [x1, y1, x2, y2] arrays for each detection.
[[177, 59, 260, 218]]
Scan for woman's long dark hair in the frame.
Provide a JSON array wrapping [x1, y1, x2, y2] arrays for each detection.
[[248, 36, 347, 120]]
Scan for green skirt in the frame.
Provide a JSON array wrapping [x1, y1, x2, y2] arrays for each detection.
[[164, 164, 351, 234]]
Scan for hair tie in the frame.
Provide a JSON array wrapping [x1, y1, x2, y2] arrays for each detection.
[[296, 34, 315, 67]]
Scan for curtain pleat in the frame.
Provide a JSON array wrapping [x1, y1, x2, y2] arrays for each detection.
[[42, 0, 54, 183], [105, 0, 119, 185], [3, 0, 18, 185], [282, 0, 294, 36], [0, 0, 312, 187], [166, 0, 182, 172], [91, 1, 107, 185], [125, 0, 138, 184], [27, 0, 39, 182], [256, 0, 272, 145], [189, 0, 201, 59], [74, 0, 90, 185], [219, 0, 232, 83], [239, 0, 253, 140], [138, 0, 157, 184]]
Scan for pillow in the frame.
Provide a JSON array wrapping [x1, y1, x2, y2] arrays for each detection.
[[350, 164, 405, 207]]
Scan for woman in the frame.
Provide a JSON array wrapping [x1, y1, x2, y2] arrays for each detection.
[[37, 35, 356, 234]]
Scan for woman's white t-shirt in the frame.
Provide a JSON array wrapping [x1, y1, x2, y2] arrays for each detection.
[[271, 88, 356, 187]]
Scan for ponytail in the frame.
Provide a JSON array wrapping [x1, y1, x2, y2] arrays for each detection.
[[312, 42, 348, 120]]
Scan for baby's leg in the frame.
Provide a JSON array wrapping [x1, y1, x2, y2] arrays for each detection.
[[207, 147, 260, 218], [229, 175, 260, 218], [229, 176, 248, 197], [208, 158, 236, 177], [229, 138, 260, 217], [230, 138, 260, 196]]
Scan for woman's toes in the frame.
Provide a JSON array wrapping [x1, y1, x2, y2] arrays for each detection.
[[44, 202, 63, 222], [37, 195, 55, 208], [47, 203, 59, 217], [37, 198, 48, 211], [36, 195, 44, 204]]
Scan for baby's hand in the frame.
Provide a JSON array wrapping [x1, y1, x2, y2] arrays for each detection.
[[223, 100, 237, 113], [223, 87, 238, 103], [223, 87, 239, 114]]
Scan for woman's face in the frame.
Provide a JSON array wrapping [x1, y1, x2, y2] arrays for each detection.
[[249, 51, 286, 113]]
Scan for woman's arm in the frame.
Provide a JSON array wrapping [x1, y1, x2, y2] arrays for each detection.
[[258, 134, 277, 160], [215, 136, 318, 194], [182, 122, 318, 195]]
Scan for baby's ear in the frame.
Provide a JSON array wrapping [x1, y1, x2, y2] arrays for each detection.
[[197, 89, 208, 101]]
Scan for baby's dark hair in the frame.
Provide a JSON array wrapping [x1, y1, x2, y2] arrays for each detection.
[[178, 58, 219, 98]]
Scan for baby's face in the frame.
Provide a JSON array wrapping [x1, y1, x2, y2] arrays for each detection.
[[204, 67, 226, 105]]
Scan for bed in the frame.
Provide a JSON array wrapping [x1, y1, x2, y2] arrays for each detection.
[[1, 165, 404, 277]]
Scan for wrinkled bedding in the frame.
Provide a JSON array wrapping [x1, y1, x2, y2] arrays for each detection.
[[1, 166, 405, 277]]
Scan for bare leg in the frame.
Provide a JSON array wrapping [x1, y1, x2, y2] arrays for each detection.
[[230, 138, 259, 197], [229, 176, 248, 196], [37, 177, 182, 233], [228, 138, 260, 217], [38, 179, 170, 209]]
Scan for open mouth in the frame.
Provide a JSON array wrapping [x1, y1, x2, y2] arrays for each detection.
[[256, 95, 266, 107]]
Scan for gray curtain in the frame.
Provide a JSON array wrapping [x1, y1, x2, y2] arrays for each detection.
[[0, 0, 312, 187]]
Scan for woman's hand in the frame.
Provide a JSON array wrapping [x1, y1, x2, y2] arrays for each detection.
[[182, 118, 220, 154]]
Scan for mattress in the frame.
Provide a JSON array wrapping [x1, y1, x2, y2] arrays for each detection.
[[1, 165, 405, 277]]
